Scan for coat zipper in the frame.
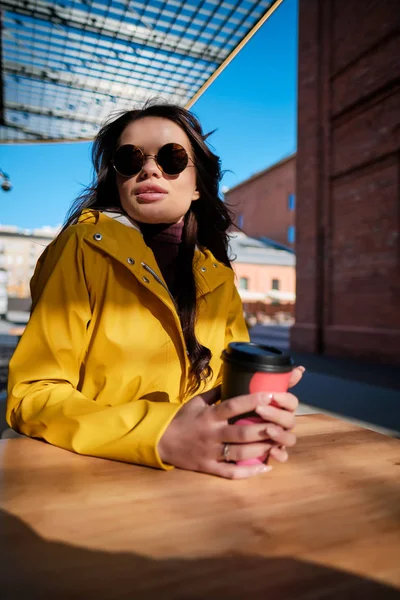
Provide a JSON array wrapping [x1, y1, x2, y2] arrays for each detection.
[[141, 262, 191, 399], [141, 262, 178, 310], [141, 261, 190, 355]]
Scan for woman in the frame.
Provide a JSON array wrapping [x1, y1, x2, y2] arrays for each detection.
[[7, 103, 303, 479]]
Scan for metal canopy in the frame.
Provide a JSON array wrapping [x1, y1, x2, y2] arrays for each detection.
[[0, 0, 280, 143]]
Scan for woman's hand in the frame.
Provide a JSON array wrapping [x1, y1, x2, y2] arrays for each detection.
[[158, 366, 304, 479], [260, 365, 305, 463], [288, 365, 305, 389]]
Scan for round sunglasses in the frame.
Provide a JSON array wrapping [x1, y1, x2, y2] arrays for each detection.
[[113, 143, 190, 178]]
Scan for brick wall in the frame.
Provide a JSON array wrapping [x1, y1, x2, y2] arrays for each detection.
[[225, 155, 296, 248], [291, 0, 400, 364]]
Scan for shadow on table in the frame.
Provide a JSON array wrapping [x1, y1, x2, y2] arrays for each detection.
[[1, 510, 399, 600]]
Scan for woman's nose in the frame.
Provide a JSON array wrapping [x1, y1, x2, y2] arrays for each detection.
[[138, 155, 162, 179]]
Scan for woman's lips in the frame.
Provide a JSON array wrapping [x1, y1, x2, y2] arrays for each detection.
[[136, 192, 168, 203]]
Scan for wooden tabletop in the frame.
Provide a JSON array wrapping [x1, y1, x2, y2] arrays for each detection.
[[1, 414, 399, 599]]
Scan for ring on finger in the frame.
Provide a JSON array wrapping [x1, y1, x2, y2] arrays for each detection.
[[221, 443, 230, 462]]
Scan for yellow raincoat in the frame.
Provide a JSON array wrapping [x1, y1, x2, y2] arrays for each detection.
[[7, 210, 249, 469]]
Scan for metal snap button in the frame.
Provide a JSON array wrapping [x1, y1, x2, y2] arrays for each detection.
[[213, 263, 218, 268], [127, 257, 135, 265], [200, 267, 207, 272], [142, 276, 150, 284], [93, 233, 102, 241]]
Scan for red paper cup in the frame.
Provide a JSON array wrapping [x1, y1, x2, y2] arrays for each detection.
[[221, 342, 294, 466]]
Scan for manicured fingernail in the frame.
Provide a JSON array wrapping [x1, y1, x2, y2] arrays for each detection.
[[259, 465, 272, 473], [299, 366, 306, 373], [261, 393, 274, 406], [266, 425, 280, 437]]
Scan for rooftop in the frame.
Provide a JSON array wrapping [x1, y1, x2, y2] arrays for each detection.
[[225, 152, 296, 194], [229, 231, 295, 266], [0, 225, 59, 239]]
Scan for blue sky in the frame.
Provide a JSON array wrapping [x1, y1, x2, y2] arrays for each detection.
[[0, 0, 298, 229]]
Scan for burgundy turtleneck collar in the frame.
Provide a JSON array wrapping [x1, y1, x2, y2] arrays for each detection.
[[139, 221, 184, 244], [139, 221, 184, 296]]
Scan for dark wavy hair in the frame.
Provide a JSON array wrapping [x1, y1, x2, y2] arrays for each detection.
[[63, 102, 235, 395]]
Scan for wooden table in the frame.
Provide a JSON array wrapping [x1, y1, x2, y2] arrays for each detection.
[[1, 414, 399, 599]]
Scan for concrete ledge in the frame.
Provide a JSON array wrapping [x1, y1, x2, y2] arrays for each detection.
[[294, 372, 400, 437]]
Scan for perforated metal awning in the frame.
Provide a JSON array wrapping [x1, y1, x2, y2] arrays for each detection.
[[0, 0, 281, 143]]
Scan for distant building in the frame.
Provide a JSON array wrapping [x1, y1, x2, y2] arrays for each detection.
[[0, 226, 59, 297], [225, 154, 296, 249], [229, 232, 295, 311]]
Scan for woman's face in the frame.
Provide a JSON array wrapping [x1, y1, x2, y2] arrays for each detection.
[[115, 116, 200, 224]]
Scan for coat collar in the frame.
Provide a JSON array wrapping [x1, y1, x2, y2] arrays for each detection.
[[78, 209, 232, 298], [101, 210, 141, 232]]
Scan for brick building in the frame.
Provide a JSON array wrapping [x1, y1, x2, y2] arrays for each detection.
[[291, 0, 400, 365], [225, 154, 296, 249]]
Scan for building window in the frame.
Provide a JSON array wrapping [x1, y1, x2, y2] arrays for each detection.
[[288, 193, 295, 211], [272, 278, 280, 290], [271, 279, 280, 305], [287, 225, 296, 244], [239, 277, 249, 290], [237, 214, 244, 229]]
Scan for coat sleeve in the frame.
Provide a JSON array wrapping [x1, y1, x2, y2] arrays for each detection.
[[6, 230, 182, 470]]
